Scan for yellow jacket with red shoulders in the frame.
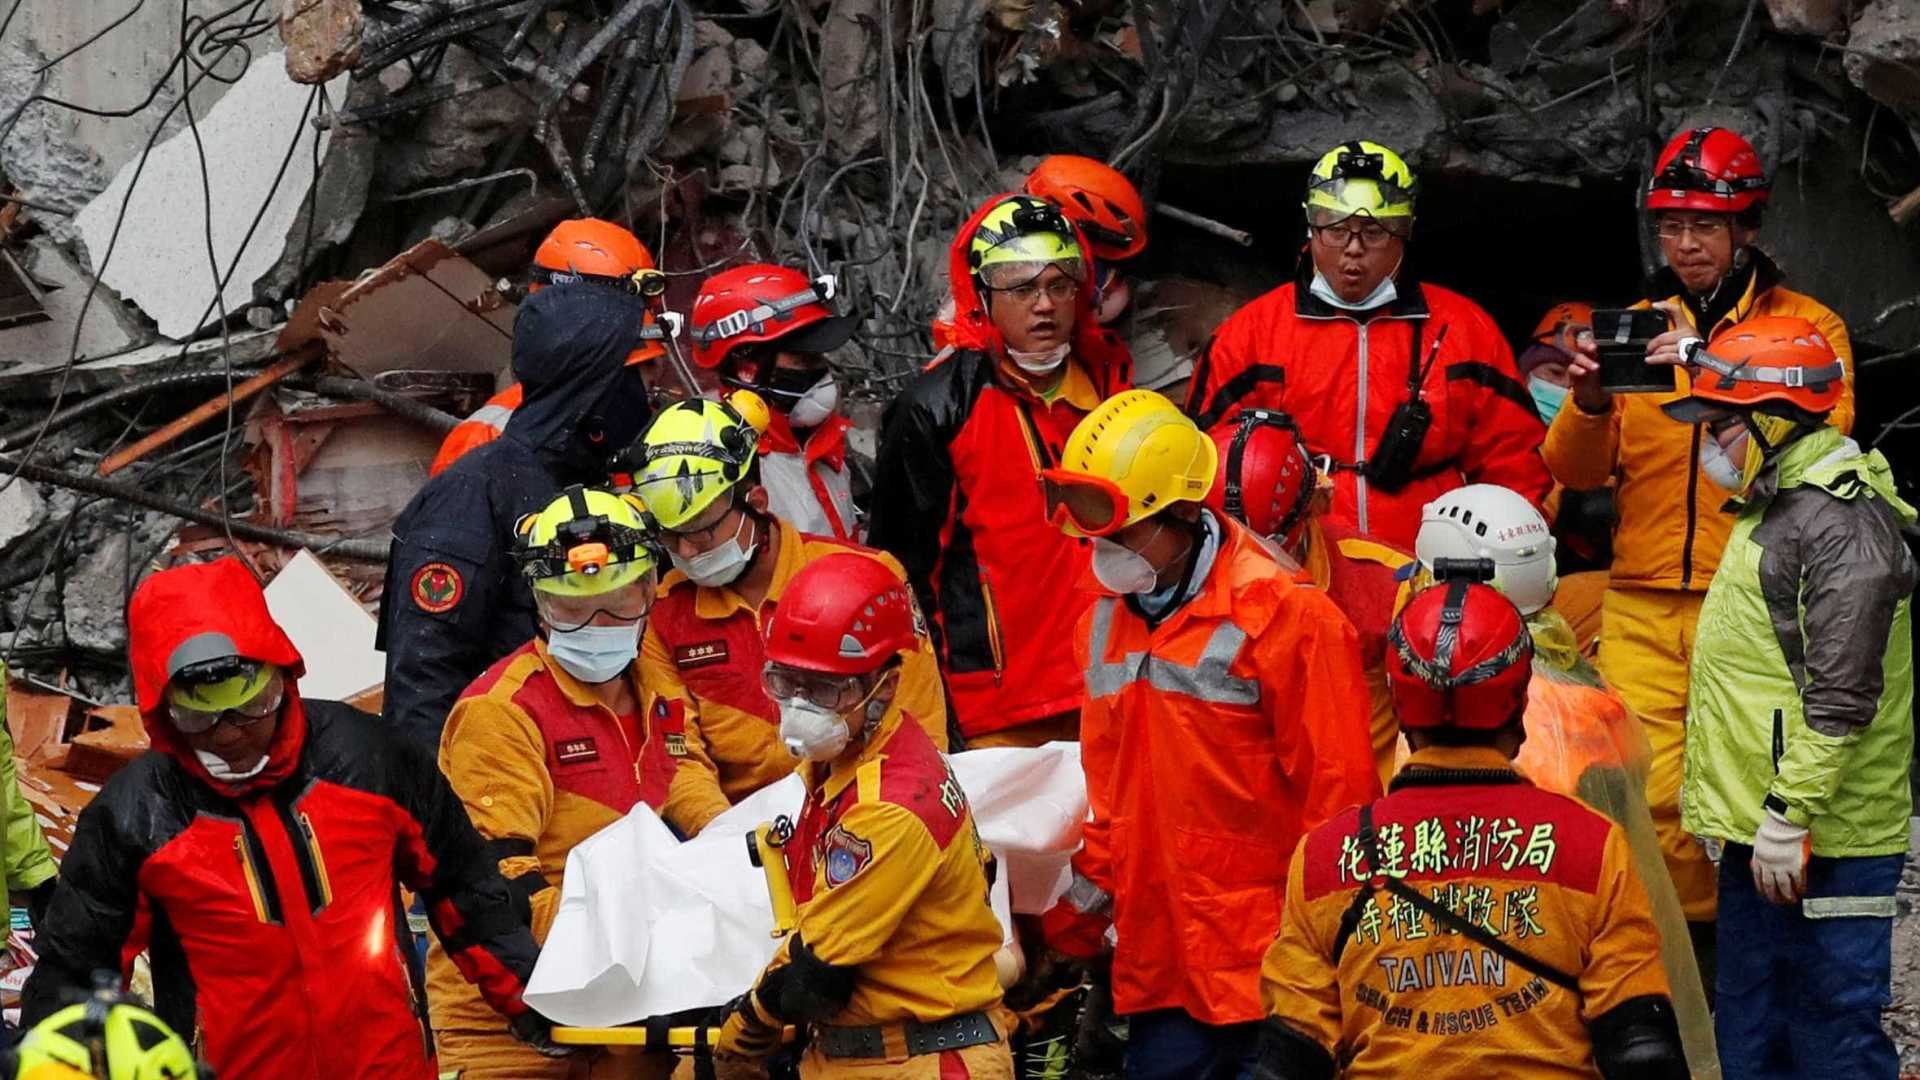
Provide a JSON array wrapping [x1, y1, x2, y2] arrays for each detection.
[[752, 703, 1004, 1027], [641, 518, 948, 836], [1541, 254, 1852, 592], [427, 638, 668, 1034], [1074, 513, 1380, 1025], [1260, 746, 1672, 1079]]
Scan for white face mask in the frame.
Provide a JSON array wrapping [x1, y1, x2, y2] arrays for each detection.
[[1308, 267, 1399, 312], [547, 621, 641, 683], [787, 377, 840, 429], [195, 749, 269, 781], [1090, 535, 1160, 594], [1700, 431, 1751, 492], [778, 699, 851, 761], [1006, 343, 1070, 375], [672, 513, 759, 587]]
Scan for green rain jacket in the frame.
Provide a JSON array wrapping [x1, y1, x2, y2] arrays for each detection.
[[0, 663, 58, 912], [1684, 426, 1917, 857]]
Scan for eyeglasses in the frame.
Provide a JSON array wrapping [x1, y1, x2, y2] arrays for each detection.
[[167, 673, 285, 735], [993, 278, 1079, 307], [535, 580, 657, 633], [762, 663, 870, 710], [1312, 220, 1404, 250], [664, 502, 743, 548], [1655, 218, 1729, 241]]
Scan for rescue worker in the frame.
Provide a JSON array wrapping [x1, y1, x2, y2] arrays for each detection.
[[1024, 154, 1149, 327], [689, 265, 862, 539], [1202, 408, 1414, 786], [869, 193, 1132, 748], [0, 663, 58, 933], [4, 985, 208, 1080], [1186, 139, 1550, 548], [1519, 302, 1611, 650], [24, 558, 559, 1080], [431, 217, 669, 476], [1255, 577, 1686, 1080], [633, 398, 946, 837], [431, 487, 671, 1079], [379, 282, 659, 749], [1546, 125, 1855, 953], [1415, 485, 1715, 1069], [1665, 316, 1913, 1077], [1036, 390, 1379, 1077], [715, 553, 1010, 1077]]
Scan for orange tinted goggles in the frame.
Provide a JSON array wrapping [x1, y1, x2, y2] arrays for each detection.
[[1039, 469, 1130, 537]]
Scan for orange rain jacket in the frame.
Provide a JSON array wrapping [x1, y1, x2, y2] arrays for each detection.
[[641, 519, 947, 836], [1074, 514, 1380, 1024], [1188, 266, 1550, 548], [1261, 746, 1673, 1079], [1541, 254, 1853, 592]]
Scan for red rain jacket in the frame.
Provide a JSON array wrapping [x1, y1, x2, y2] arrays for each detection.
[[23, 558, 540, 1080]]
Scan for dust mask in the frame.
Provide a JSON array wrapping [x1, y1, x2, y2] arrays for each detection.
[[778, 699, 851, 761], [1309, 270, 1398, 313], [672, 513, 759, 587], [787, 377, 840, 429], [1007, 343, 1070, 375], [1528, 377, 1568, 426], [547, 622, 641, 683], [195, 749, 269, 782], [1091, 536, 1160, 594], [1700, 430, 1751, 492]]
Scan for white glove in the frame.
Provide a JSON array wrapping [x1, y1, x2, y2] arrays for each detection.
[[1751, 809, 1810, 905]]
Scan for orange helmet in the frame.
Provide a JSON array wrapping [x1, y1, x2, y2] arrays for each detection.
[[1024, 155, 1148, 262], [532, 218, 665, 363], [1663, 315, 1845, 423], [1530, 301, 1593, 348], [1647, 127, 1769, 215]]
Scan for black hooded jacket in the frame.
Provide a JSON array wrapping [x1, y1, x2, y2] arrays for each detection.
[[376, 284, 654, 749]]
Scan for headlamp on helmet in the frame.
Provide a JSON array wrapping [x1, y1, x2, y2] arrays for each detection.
[[968, 195, 1087, 288], [1305, 140, 1418, 223]]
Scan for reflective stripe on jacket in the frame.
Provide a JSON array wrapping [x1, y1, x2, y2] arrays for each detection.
[[428, 639, 669, 1035], [1074, 514, 1379, 1023], [1188, 271, 1549, 547], [641, 519, 948, 836], [1684, 427, 1916, 856], [1261, 746, 1672, 1079], [1541, 255, 1854, 592], [430, 386, 522, 477]]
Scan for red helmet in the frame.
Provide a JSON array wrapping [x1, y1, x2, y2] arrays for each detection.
[[690, 264, 853, 370], [1025, 155, 1148, 262], [762, 553, 920, 676], [1387, 579, 1533, 731], [1647, 127, 1769, 214], [1204, 410, 1316, 547], [533, 218, 654, 286]]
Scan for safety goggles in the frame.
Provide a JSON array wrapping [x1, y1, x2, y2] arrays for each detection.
[[534, 578, 657, 633], [1039, 469, 1131, 538], [761, 662, 871, 711], [692, 275, 839, 346], [167, 666, 286, 735]]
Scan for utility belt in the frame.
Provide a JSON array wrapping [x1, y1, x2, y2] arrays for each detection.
[[813, 1009, 1000, 1059]]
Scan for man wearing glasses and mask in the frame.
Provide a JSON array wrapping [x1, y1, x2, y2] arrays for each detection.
[[1186, 139, 1548, 549], [869, 193, 1134, 750], [631, 398, 947, 838], [430, 486, 672, 1078], [689, 265, 864, 541]]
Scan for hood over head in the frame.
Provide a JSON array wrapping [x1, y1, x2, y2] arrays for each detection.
[[127, 557, 308, 794], [505, 283, 657, 463], [943, 192, 1132, 396]]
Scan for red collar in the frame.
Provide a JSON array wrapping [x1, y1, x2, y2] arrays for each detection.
[[760, 410, 850, 470]]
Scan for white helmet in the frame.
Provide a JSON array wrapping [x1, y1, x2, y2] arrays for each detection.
[[1415, 484, 1558, 616]]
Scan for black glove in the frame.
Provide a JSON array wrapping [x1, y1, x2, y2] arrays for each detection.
[[24, 880, 54, 935], [715, 991, 784, 1058], [509, 1008, 577, 1058]]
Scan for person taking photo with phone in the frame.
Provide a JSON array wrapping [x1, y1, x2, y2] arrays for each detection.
[[1542, 125, 1854, 992]]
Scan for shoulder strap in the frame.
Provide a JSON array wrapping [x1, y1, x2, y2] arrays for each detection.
[[1331, 802, 1583, 994]]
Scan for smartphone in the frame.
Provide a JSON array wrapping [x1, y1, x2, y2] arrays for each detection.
[[1591, 308, 1676, 393]]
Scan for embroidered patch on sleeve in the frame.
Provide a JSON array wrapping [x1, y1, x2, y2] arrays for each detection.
[[823, 824, 873, 887], [411, 561, 465, 613]]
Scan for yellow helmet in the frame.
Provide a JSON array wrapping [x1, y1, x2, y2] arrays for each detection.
[[966, 194, 1085, 288], [13, 992, 203, 1080], [1304, 140, 1417, 222], [514, 486, 657, 597], [1040, 390, 1217, 538], [631, 398, 761, 529]]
